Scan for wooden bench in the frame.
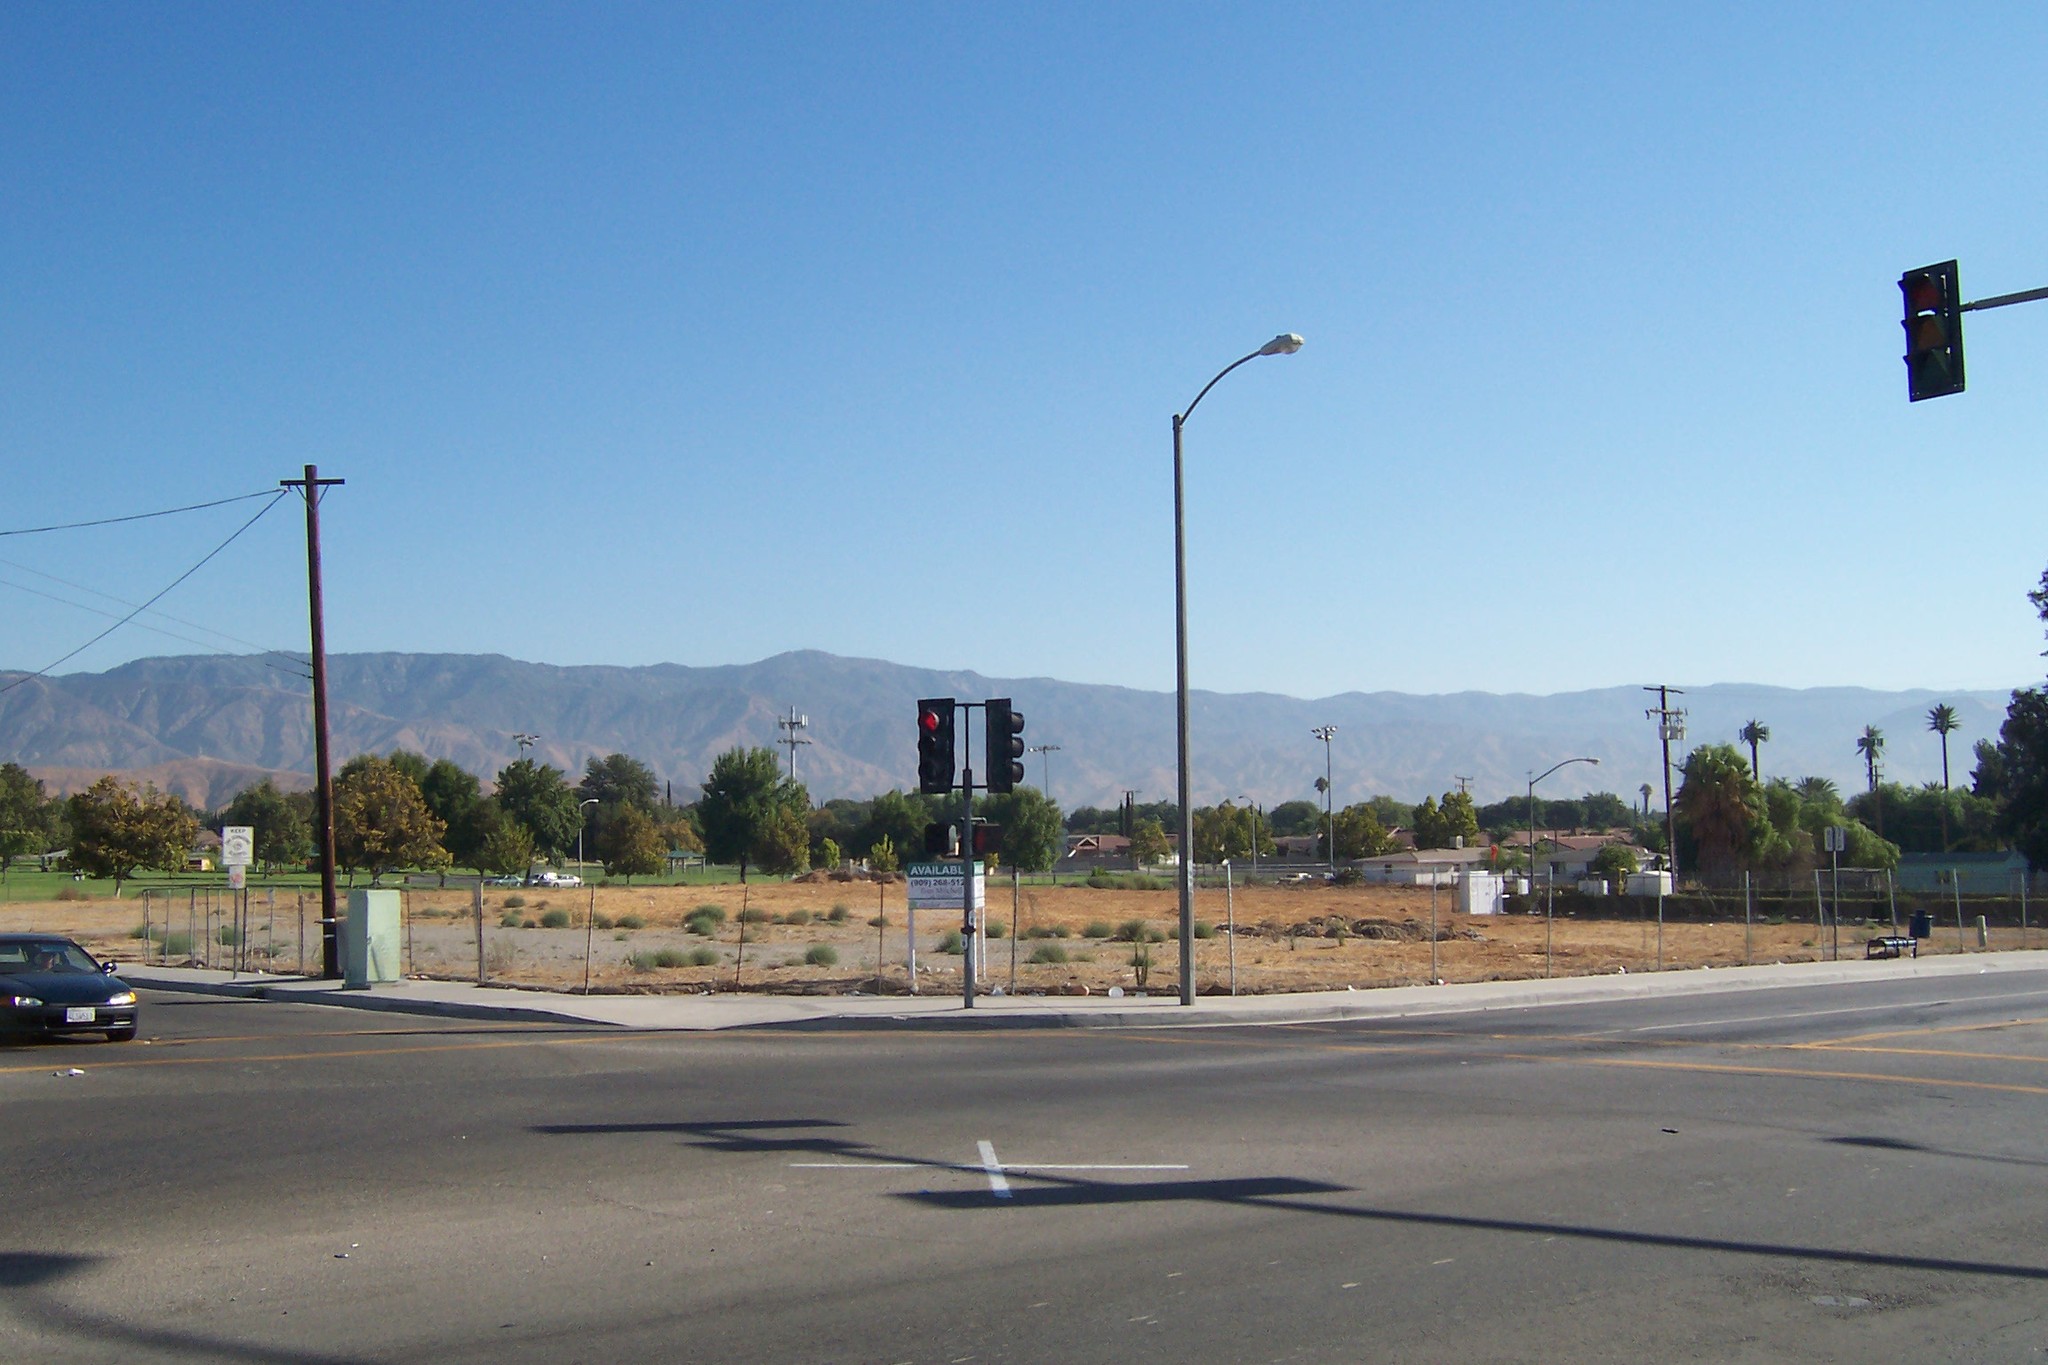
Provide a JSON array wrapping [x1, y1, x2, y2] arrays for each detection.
[[1866, 935, 1918, 960]]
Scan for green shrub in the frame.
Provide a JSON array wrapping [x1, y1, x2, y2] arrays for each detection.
[[1083, 921, 1113, 939], [687, 947, 720, 967], [128, 924, 161, 941], [503, 893, 527, 909], [163, 932, 193, 956], [986, 919, 1007, 939], [499, 911, 522, 928], [539, 909, 572, 929], [1115, 918, 1149, 943], [738, 907, 771, 924], [521, 918, 538, 929], [591, 912, 614, 930], [868, 913, 889, 928], [937, 929, 964, 955], [1028, 944, 1069, 964], [217, 924, 242, 946], [55, 886, 87, 902], [804, 944, 839, 967], [1191, 920, 1215, 939], [629, 947, 694, 971], [827, 904, 850, 922], [782, 908, 811, 926], [693, 903, 727, 924], [617, 913, 646, 930]]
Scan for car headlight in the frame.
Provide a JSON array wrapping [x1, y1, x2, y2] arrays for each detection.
[[106, 991, 136, 1006], [6, 995, 44, 1008]]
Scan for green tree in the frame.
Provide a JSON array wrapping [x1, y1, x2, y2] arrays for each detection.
[[854, 790, 934, 864], [1330, 803, 1395, 859], [219, 778, 313, 874], [1411, 795, 1447, 850], [696, 746, 810, 878], [1264, 799, 1323, 838], [1738, 720, 1770, 781], [1589, 843, 1639, 886], [0, 763, 54, 864], [578, 752, 660, 811], [1675, 744, 1767, 886], [333, 756, 448, 879], [1439, 790, 1481, 846], [978, 788, 1064, 872], [819, 837, 842, 871], [1365, 795, 1415, 832], [597, 804, 666, 883], [869, 833, 900, 873], [67, 777, 198, 894], [466, 801, 536, 877], [494, 758, 581, 862], [1128, 817, 1171, 866], [1926, 702, 1960, 850]]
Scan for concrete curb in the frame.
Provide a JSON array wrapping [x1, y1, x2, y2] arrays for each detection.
[[115, 949, 2045, 1033]]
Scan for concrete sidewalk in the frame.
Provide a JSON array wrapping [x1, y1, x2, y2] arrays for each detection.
[[114, 950, 2046, 1032]]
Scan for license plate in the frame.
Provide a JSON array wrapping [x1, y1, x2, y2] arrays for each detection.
[[65, 1007, 96, 1024]]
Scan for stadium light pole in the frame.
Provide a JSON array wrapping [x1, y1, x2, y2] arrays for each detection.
[[1173, 333, 1304, 1005]]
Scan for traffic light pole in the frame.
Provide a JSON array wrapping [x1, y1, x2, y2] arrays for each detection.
[[961, 758, 977, 1011], [1961, 284, 2048, 313]]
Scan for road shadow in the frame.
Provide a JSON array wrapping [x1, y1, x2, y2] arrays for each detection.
[[1827, 1132, 2048, 1171]]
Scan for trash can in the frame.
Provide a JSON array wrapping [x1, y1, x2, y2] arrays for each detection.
[[1908, 909, 1933, 940], [343, 889, 402, 987]]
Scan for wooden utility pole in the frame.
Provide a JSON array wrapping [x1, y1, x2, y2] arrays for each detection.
[[282, 465, 345, 979]]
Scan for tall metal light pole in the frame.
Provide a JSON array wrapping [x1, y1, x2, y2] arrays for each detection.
[[1312, 725, 1338, 869], [1528, 756, 1599, 975], [1645, 686, 1687, 881], [576, 797, 600, 874], [1028, 743, 1060, 805], [282, 465, 344, 979], [1173, 333, 1303, 1005]]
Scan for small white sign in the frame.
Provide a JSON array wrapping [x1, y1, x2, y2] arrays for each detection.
[[227, 864, 247, 891], [221, 825, 255, 867], [1824, 826, 1847, 853]]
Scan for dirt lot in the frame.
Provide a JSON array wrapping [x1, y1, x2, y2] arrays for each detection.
[[7, 875, 2038, 997]]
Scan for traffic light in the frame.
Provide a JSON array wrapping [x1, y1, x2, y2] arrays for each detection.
[[971, 823, 1003, 857], [923, 822, 957, 857], [1901, 261, 1965, 401], [917, 699, 956, 795], [984, 697, 1025, 793]]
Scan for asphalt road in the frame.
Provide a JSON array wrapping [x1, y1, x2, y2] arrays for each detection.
[[6, 971, 2048, 1363]]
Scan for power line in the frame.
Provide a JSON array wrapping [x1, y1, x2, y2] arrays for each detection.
[[0, 487, 284, 538], [0, 490, 291, 695], [0, 555, 308, 672]]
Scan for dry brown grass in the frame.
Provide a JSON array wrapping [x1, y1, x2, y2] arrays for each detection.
[[7, 878, 2034, 997]]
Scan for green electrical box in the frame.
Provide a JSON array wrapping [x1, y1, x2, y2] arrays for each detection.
[[344, 889, 402, 987]]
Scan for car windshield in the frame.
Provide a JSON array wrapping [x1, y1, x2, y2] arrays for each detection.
[[0, 941, 98, 975]]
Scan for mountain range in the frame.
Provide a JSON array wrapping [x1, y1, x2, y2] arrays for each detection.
[[0, 652, 2022, 814]]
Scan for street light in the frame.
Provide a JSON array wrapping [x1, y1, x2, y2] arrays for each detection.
[[1173, 333, 1303, 1006], [1311, 725, 1337, 870], [1528, 757, 1599, 977], [578, 796, 601, 995], [1028, 743, 1061, 805], [576, 797, 600, 875]]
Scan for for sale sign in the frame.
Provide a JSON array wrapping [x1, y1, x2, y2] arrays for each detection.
[[906, 860, 985, 911]]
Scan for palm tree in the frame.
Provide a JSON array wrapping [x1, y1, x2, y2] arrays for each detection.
[[1928, 702, 1960, 850], [1856, 726, 1885, 791], [1857, 725, 1886, 838], [1738, 719, 1771, 781], [1794, 775, 1839, 807], [1639, 782, 1653, 817]]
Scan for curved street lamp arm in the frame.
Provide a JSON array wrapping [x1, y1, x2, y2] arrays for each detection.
[[1178, 349, 1268, 425], [1531, 756, 1600, 788]]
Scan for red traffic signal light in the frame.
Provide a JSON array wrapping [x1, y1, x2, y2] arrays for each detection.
[[1901, 261, 1964, 401], [916, 698, 956, 795]]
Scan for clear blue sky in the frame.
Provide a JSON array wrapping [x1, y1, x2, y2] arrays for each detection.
[[5, 3, 2046, 700]]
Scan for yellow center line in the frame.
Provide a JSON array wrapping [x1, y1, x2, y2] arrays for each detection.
[[1801, 1016, 2048, 1047], [0, 1032, 622, 1075], [1491, 1050, 2048, 1098]]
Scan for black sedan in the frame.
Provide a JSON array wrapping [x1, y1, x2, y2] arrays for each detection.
[[0, 935, 138, 1042]]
